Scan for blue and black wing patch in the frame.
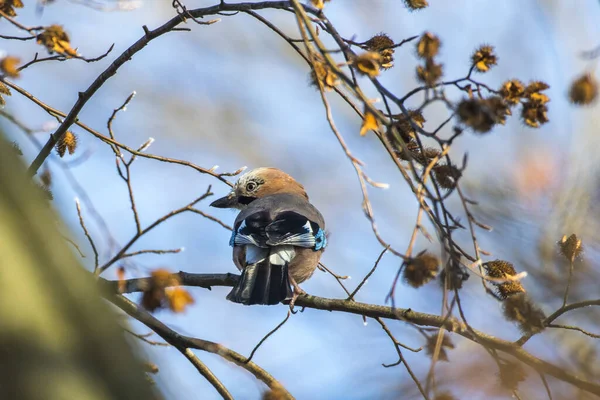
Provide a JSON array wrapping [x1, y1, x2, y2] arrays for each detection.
[[230, 211, 270, 247], [230, 211, 326, 251], [265, 211, 326, 251]]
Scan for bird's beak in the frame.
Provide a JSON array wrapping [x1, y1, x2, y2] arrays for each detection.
[[210, 192, 238, 208]]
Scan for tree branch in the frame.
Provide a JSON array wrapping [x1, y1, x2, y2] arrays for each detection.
[[108, 293, 294, 399], [103, 273, 600, 397], [181, 348, 233, 400]]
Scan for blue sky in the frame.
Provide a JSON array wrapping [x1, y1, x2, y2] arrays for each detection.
[[3, 0, 600, 399]]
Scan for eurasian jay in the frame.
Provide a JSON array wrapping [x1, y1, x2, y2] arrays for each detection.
[[210, 168, 327, 306]]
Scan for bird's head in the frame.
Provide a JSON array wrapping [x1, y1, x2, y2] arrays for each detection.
[[210, 167, 308, 209]]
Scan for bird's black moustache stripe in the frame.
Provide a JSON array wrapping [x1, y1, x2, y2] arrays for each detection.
[[238, 196, 256, 205]]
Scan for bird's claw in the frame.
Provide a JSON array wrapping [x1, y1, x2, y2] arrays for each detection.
[[288, 277, 305, 314]]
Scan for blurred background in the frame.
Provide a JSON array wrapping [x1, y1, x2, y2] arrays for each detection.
[[2, 0, 600, 398]]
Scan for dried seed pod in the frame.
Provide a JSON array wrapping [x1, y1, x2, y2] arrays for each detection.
[[360, 33, 395, 69], [524, 81, 550, 98], [353, 52, 382, 78], [471, 45, 497, 72], [433, 164, 461, 190], [309, 55, 339, 91], [0, 0, 24, 18], [141, 269, 193, 313], [523, 80, 551, 109], [558, 234, 583, 262], [487, 96, 511, 125], [364, 33, 394, 51], [55, 131, 78, 157], [499, 79, 525, 105], [166, 286, 195, 313], [403, 0, 428, 11], [483, 260, 525, 299], [569, 73, 598, 105], [416, 59, 443, 86], [403, 252, 440, 288], [0, 81, 11, 96], [37, 25, 78, 57], [310, 0, 330, 9], [389, 109, 426, 143], [498, 360, 526, 391], [502, 292, 546, 334], [0, 80, 12, 107], [416, 32, 440, 59], [521, 100, 549, 128], [0, 56, 20, 78], [457, 97, 510, 133], [362, 34, 395, 69], [360, 109, 379, 137], [425, 332, 454, 362]]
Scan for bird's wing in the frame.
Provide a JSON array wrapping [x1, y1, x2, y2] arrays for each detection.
[[265, 211, 326, 250], [231, 210, 270, 248], [230, 194, 327, 251]]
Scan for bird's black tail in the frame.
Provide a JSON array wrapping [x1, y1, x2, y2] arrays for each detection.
[[226, 259, 293, 305]]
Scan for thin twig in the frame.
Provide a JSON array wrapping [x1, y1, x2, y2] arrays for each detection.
[[75, 198, 100, 271], [515, 299, 600, 346], [545, 300, 600, 325], [0, 9, 43, 33], [539, 373, 553, 400], [183, 348, 233, 400], [107, 91, 136, 141], [120, 248, 183, 259], [0, 33, 36, 40], [16, 44, 115, 72], [245, 311, 291, 363], [124, 328, 170, 346], [376, 318, 429, 400], [188, 208, 233, 231], [120, 159, 142, 234], [347, 246, 388, 301], [377, 318, 423, 355], [317, 262, 352, 296], [61, 234, 86, 258], [96, 188, 214, 274], [547, 323, 600, 339], [562, 258, 575, 308]]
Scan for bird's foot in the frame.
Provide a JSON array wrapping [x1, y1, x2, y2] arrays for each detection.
[[289, 278, 305, 314]]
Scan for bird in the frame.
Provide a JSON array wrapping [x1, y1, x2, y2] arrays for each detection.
[[210, 167, 327, 307]]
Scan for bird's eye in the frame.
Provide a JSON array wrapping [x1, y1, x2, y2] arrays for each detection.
[[245, 181, 258, 192]]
